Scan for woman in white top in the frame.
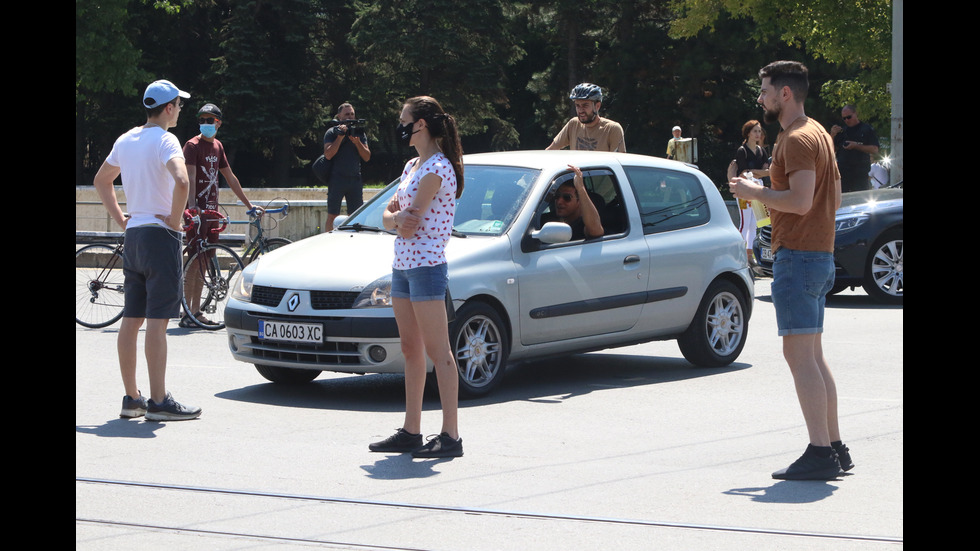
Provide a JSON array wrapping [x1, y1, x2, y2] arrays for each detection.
[[373, 96, 466, 458]]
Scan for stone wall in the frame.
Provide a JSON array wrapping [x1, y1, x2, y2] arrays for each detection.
[[75, 187, 381, 242]]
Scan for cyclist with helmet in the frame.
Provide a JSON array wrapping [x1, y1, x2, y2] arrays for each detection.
[[546, 83, 626, 152]]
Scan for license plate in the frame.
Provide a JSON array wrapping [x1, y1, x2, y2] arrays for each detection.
[[258, 320, 323, 344], [761, 247, 773, 262]]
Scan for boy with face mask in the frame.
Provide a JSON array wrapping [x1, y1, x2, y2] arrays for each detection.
[[181, 103, 261, 328]]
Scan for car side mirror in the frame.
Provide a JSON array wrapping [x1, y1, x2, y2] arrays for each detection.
[[530, 222, 572, 244]]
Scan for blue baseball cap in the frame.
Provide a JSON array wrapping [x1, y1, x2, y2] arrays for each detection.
[[142, 79, 190, 109]]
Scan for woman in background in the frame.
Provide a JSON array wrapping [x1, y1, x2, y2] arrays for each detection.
[[733, 120, 770, 267]]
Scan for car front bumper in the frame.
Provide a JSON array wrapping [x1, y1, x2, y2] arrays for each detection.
[[224, 304, 406, 374]]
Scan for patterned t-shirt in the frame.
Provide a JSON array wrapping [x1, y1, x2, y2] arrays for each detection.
[[393, 152, 457, 269], [182, 136, 229, 211]]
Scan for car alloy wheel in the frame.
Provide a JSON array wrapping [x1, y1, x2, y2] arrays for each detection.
[[678, 279, 748, 367], [450, 302, 509, 398], [864, 229, 903, 304]]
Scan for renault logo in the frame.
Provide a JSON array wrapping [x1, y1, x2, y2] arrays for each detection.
[[287, 293, 300, 312]]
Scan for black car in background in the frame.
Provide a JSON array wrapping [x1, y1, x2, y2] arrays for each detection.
[[754, 184, 903, 304]]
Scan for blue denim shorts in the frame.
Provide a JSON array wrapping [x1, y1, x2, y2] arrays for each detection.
[[391, 263, 448, 302], [770, 248, 835, 336]]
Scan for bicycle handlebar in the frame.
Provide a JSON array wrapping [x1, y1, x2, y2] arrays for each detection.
[[247, 203, 288, 217], [183, 208, 229, 234]]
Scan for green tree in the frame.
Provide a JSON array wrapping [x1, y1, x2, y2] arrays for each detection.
[[214, 0, 332, 186], [349, 0, 525, 162], [668, 0, 893, 129]]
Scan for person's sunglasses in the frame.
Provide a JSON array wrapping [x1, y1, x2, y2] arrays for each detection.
[[842, 115, 853, 120], [557, 193, 575, 202], [199, 117, 217, 124]]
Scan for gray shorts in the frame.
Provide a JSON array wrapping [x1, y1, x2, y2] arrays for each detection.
[[123, 225, 183, 319]]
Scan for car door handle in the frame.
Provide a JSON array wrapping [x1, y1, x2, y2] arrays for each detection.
[[623, 255, 641, 265]]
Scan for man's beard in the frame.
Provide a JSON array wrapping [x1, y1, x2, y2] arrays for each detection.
[[578, 112, 597, 124], [762, 103, 780, 125]]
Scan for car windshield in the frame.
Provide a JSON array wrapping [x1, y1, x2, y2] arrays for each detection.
[[340, 164, 539, 236]]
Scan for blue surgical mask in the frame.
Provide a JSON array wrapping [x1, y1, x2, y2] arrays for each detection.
[[200, 124, 217, 139]]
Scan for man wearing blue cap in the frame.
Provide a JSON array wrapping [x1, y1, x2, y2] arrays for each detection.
[[92, 79, 203, 421]]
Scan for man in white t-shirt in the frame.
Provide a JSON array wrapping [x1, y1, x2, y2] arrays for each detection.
[[92, 79, 202, 421]]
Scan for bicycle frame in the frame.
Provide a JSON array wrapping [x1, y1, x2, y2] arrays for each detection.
[[228, 203, 289, 260], [181, 208, 242, 329]]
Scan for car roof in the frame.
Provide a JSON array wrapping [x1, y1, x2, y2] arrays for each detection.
[[462, 150, 698, 173]]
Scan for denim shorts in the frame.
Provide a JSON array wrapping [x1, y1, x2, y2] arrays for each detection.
[[770, 248, 835, 336], [391, 263, 448, 302]]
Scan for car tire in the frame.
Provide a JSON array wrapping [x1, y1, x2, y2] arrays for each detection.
[[678, 279, 748, 367], [254, 364, 321, 384], [862, 228, 903, 304], [449, 301, 509, 398]]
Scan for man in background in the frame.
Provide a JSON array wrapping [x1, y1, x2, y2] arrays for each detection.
[[547, 83, 625, 152], [323, 103, 371, 231]]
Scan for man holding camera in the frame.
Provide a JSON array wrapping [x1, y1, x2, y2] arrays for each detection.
[[323, 102, 371, 231], [830, 105, 879, 192]]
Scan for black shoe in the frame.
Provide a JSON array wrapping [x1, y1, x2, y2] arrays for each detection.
[[145, 392, 202, 421], [772, 445, 842, 480], [120, 392, 148, 418], [412, 432, 463, 458], [369, 428, 423, 453], [833, 442, 854, 471]]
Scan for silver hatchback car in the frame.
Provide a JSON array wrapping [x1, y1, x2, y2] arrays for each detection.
[[225, 150, 753, 397]]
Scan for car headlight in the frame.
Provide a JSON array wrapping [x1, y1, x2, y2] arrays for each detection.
[[353, 275, 393, 308], [230, 261, 258, 302], [835, 213, 869, 233]]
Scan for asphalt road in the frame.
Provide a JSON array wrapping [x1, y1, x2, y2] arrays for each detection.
[[76, 279, 903, 550]]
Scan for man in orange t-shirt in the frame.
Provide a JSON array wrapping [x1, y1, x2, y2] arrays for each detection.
[[729, 61, 851, 481]]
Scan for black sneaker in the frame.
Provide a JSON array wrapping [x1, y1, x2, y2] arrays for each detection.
[[772, 445, 842, 480], [120, 392, 148, 418], [145, 392, 202, 421], [369, 428, 423, 453], [411, 432, 463, 458], [833, 442, 854, 471]]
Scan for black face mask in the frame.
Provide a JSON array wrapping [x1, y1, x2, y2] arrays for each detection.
[[396, 121, 419, 145]]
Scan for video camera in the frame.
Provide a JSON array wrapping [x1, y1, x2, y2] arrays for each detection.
[[327, 118, 368, 135]]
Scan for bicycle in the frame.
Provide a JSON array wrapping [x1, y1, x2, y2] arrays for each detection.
[[75, 240, 126, 328], [233, 199, 292, 264], [180, 208, 245, 331]]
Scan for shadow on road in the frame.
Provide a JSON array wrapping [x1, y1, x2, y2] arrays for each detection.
[[753, 288, 902, 310], [75, 418, 171, 439], [724, 477, 849, 504], [214, 353, 751, 413]]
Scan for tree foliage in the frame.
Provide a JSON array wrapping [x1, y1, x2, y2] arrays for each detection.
[[76, 0, 894, 188], [669, 0, 893, 126]]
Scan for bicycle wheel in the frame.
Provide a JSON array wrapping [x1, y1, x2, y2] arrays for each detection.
[[248, 237, 292, 263], [76, 244, 125, 328], [182, 243, 244, 330]]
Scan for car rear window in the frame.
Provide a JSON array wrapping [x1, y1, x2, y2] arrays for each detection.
[[623, 166, 709, 234]]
